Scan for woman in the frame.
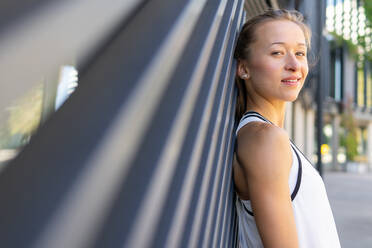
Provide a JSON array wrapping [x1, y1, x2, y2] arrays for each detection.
[[233, 9, 341, 248]]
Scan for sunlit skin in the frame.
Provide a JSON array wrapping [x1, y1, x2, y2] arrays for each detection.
[[234, 20, 310, 248], [237, 20, 309, 127]]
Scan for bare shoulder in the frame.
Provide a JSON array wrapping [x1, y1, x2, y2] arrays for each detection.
[[235, 121, 292, 180], [234, 122, 299, 247]]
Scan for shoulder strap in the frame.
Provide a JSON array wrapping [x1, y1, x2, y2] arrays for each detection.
[[241, 111, 272, 124], [236, 111, 271, 136]]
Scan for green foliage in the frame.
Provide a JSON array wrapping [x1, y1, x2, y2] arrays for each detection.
[[329, 31, 359, 60], [329, 2, 372, 62], [364, 1, 372, 24], [340, 131, 358, 161], [340, 99, 359, 161], [364, 1, 372, 61]]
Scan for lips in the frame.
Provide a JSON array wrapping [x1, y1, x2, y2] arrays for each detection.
[[281, 77, 301, 86]]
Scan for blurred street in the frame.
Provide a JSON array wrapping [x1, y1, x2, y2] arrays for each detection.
[[324, 172, 372, 248]]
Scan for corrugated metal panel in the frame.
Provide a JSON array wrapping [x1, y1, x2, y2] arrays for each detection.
[[244, 0, 270, 19], [0, 0, 261, 247]]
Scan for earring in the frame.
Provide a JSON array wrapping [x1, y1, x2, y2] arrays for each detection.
[[241, 74, 248, 79]]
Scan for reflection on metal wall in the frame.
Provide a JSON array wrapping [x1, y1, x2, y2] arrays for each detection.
[[0, 0, 143, 125], [0, 0, 272, 247], [244, 0, 272, 18]]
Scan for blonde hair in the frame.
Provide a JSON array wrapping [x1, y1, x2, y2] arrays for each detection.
[[234, 9, 312, 122]]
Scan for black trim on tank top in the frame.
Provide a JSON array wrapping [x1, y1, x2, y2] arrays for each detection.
[[290, 145, 302, 201], [241, 111, 272, 124], [289, 139, 316, 168], [237, 112, 302, 217], [239, 198, 254, 216]]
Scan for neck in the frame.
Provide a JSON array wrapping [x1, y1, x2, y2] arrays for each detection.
[[245, 98, 287, 128]]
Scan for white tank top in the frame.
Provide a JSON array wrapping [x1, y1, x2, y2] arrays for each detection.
[[235, 111, 341, 248]]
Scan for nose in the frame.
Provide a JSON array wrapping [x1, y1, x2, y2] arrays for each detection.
[[284, 54, 300, 71]]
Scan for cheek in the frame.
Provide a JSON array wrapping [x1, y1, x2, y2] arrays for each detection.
[[250, 60, 281, 80]]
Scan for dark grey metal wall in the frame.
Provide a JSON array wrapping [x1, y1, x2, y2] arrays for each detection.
[[0, 0, 258, 247]]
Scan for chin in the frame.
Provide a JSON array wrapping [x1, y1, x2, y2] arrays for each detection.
[[285, 94, 299, 102]]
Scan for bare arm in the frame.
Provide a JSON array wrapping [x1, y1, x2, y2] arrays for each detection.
[[235, 122, 298, 248]]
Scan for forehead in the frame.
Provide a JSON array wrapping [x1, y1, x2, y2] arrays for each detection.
[[254, 20, 306, 46]]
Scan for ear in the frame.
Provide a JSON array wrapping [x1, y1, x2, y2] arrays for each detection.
[[237, 60, 250, 80]]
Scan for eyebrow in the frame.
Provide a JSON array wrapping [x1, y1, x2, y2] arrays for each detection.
[[270, 41, 306, 47]]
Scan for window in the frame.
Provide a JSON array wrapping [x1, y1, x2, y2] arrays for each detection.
[[329, 47, 344, 101]]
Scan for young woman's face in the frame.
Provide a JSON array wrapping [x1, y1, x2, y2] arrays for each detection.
[[245, 20, 309, 103]]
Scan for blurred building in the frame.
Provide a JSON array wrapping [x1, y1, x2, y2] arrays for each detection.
[[322, 0, 372, 173]]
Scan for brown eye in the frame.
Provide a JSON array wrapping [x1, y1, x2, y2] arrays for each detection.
[[296, 51, 306, 56], [271, 51, 283, 55]]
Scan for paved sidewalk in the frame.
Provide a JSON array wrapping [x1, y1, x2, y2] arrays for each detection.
[[323, 171, 372, 248]]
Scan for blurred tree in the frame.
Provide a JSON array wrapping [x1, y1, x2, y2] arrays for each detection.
[[364, 1, 372, 23], [340, 98, 358, 161]]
